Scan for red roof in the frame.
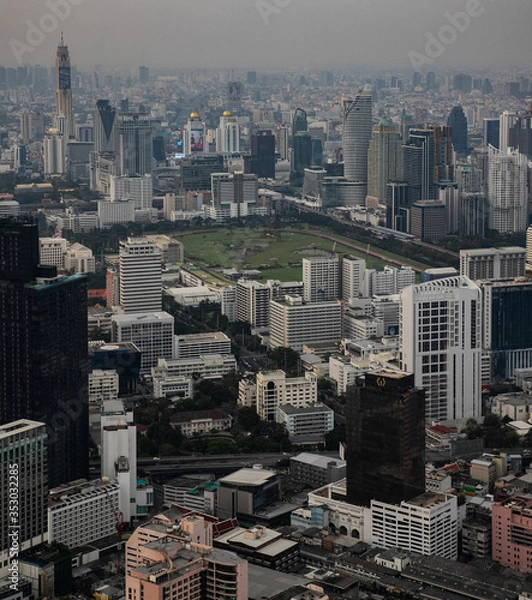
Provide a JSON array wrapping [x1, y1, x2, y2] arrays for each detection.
[[88, 289, 107, 299], [430, 424, 453, 435]]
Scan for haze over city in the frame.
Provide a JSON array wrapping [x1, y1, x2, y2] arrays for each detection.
[[1, 0, 531, 69]]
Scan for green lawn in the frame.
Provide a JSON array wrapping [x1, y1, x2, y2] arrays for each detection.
[[176, 229, 388, 281]]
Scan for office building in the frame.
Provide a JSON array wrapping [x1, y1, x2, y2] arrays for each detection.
[[101, 400, 153, 523], [527, 226, 532, 271], [386, 181, 410, 231], [361, 265, 415, 297], [480, 279, 532, 380], [119, 237, 162, 313], [345, 371, 425, 507], [493, 496, 532, 572], [180, 155, 224, 191], [208, 172, 259, 220], [269, 296, 342, 352], [403, 129, 436, 202], [341, 256, 366, 301], [93, 99, 117, 153], [277, 402, 334, 440], [112, 312, 174, 374], [0, 420, 48, 579], [483, 118, 500, 150], [88, 369, 119, 405], [48, 479, 120, 549], [116, 113, 152, 176], [138, 65, 149, 84], [152, 354, 236, 382], [460, 247, 526, 280], [0, 219, 88, 488], [39, 237, 68, 269], [183, 112, 206, 155], [509, 111, 532, 159], [126, 514, 248, 600], [290, 131, 312, 186], [302, 256, 340, 303], [245, 130, 276, 178], [110, 174, 152, 210], [487, 145, 528, 234], [447, 106, 468, 154], [55, 35, 74, 138], [366, 118, 403, 207], [174, 332, 231, 359], [371, 493, 458, 560], [89, 341, 141, 395], [235, 280, 270, 328], [292, 108, 308, 136], [255, 370, 317, 421], [276, 123, 290, 160], [410, 200, 446, 242], [217, 110, 240, 153], [400, 276, 482, 421], [43, 129, 66, 176], [64, 242, 95, 273], [290, 453, 346, 488], [499, 110, 518, 153], [342, 85, 372, 204]]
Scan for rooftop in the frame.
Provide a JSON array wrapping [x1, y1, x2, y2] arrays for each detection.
[[218, 467, 277, 487], [291, 452, 345, 469]]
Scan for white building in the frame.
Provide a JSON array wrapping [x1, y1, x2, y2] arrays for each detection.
[[238, 379, 257, 408], [119, 237, 162, 313], [487, 145, 528, 234], [101, 400, 153, 523], [221, 286, 237, 322], [112, 311, 174, 374], [208, 172, 261, 220], [64, 242, 95, 273], [171, 409, 233, 437], [48, 479, 120, 548], [256, 370, 317, 421], [110, 174, 153, 210], [400, 276, 482, 422], [329, 356, 361, 394], [371, 493, 458, 560], [499, 110, 518, 152], [303, 256, 340, 303], [460, 247, 526, 281], [217, 111, 240, 153], [88, 369, 119, 405], [145, 234, 184, 264], [39, 237, 68, 269], [183, 112, 206, 155], [343, 315, 384, 340], [153, 376, 193, 399], [166, 286, 220, 307], [362, 266, 416, 297], [269, 296, 342, 352], [276, 402, 334, 439], [174, 332, 232, 359], [43, 129, 66, 176], [152, 354, 237, 381], [236, 280, 271, 328], [98, 200, 136, 228], [342, 256, 366, 301]]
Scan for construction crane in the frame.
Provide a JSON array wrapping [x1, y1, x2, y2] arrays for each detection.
[[104, 486, 125, 572]]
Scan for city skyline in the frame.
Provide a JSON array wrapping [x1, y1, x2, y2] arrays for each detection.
[[1, 0, 531, 70]]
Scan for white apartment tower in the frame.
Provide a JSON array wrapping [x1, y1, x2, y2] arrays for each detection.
[[487, 145, 528, 234], [217, 111, 240, 153], [119, 237, 162, 313], [43, 129, 66, 176], [110, 175, 153, 210], [236, 280, 271, 328], [342, 256, 366, 301], [303, 256, 340, 303], [400, 276, 482, 422]]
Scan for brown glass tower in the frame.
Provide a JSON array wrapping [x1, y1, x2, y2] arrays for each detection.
[[346, 370, 425, 507]]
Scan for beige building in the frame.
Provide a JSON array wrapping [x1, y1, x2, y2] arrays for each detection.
[[256, 370, 317, 421], [145, 234, 184, 264]]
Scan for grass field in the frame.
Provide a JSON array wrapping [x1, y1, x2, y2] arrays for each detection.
[[176, 229, 389, 281]]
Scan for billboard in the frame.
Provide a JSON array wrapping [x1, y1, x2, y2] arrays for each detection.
[[190, 129, 204, 152]]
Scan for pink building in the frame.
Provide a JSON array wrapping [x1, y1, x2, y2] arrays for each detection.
[[493, 495, 532, 572], [126, 512, 248, 600]]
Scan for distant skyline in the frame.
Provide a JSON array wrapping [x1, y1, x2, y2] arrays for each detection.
[[1, 0, 531, 71]]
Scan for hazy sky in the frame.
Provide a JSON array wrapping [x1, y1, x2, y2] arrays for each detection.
[[2, 0, 531, 71]]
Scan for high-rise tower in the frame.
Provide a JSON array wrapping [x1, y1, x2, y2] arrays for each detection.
[[447, 106, 468, 155], [342, 85, 373, 204], [345, 370, 426, 507], [55, 33, 74, 139], [0, 219, 88, 488]]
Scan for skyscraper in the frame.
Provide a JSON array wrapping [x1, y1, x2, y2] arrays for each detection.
[[116, 112, 153, 176], [93, 99, 117, 153], [403, 129, 436, 202], [302, 256, 340, 303], [43, 128, 66, 176], [342, 85, 373, 204], [183, 112, 206, 155], [55, 34, 74, 139], [487, 145, 528, 234], [447, 106, 468, 154], [0, 420, 48, 578], [0, 219, 88, 488], [217, 110, 240, 153], [400, 276, 482, 422], [245, 130, 275, 178], [345, 371, 426, 507], [292, 108, 308, 137], [366, 117, 403, 206], [119, 237, 162, 313]]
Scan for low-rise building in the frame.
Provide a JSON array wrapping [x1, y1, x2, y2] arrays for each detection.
[[145, 234, 184, 263], [48, 479, 120, 549], [238, 378, 257, 408], [88, 369, 119, 405], [152, 354, 237, 381], [174, 331, 231, 359], [170, 409, 233, 437], [277, 403, 334, 441], [153, 376, 193, 399], [256, 370, 318, 421], [491, 392, 532, 422], [290, 453, 346, 489]]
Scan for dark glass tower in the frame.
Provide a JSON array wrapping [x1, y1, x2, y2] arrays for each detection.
[[244, 130, 276, 178], [292, 108, 308, 137], [447, 106, 468, 154], [0, 219, 88, 488], [345, 371, 426, 507]]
